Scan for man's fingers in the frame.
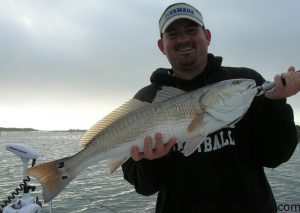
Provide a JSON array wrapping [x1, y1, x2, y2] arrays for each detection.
[[154, 132, 164, 155], [266, 67, 300, 99], [144, 135, 154, 159], [164, 137, 177, 153], [131, 144, 145, 161], [281, 68, 296, 88], [287, 66, 296, 72], [130, 133, 177, 161]]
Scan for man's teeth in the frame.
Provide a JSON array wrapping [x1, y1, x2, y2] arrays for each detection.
[[178, 47, 192, 51]]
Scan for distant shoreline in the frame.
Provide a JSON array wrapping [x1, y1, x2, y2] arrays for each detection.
[[0, 127, 86, 132], [1, 126, 299, 140]]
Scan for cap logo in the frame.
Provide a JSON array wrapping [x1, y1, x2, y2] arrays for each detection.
[[164, 7, 195, 22]]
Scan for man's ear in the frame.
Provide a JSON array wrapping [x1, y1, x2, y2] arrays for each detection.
[[158, 39, 165, 55], [204, 29, 211, 46]]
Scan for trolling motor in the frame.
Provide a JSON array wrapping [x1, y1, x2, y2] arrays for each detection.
[[1, 144, 42, 213]]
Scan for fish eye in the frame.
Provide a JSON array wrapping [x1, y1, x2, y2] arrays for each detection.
[[232, 80, 241, 85]]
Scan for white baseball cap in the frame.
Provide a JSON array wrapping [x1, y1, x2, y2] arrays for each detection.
[[159, 3, 204, 34]]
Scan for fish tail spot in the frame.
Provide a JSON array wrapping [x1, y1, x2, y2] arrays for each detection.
[[25, 157, 74, 203]]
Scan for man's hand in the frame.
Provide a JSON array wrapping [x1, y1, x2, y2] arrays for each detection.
[[265, 66, 300, 99], [131, 132, 177, 161]]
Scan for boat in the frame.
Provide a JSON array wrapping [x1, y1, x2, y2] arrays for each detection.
[[0, 144, 51, 213]]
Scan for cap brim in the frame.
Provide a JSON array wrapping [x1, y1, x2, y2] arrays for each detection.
[[161, 15, 203, 33]]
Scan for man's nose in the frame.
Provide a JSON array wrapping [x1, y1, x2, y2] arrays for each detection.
[[176, 31, 190, 42]]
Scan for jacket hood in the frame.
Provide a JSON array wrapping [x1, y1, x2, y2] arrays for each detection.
[[150, 54, 223, 91]]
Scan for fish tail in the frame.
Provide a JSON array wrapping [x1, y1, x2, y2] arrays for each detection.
[[25, 157, 76, 203]]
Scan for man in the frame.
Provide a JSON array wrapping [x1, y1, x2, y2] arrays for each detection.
[[122, 3, 299, 212]]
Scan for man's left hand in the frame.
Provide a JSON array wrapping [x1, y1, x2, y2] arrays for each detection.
[[265, 66, 300, 99]]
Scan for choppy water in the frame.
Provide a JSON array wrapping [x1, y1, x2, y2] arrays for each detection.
[[0, 131, 299, 212]]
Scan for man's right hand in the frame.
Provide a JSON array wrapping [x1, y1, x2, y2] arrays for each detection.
[[130, 132, 177, 161]]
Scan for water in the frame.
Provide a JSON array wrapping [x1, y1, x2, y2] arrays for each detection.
[[0, 131, 299, 212]]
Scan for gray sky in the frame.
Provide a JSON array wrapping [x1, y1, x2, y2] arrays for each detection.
[[1, 0, 300, 130]]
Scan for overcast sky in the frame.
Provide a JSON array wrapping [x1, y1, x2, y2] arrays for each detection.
[[1, 0, 300, 130]]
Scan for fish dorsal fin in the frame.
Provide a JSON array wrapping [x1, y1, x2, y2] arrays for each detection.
[[80, 99, 150, 148], [153, 86, 186, 103]]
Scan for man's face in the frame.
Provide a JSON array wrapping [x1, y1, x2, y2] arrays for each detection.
[[158, 19, 211, 72]]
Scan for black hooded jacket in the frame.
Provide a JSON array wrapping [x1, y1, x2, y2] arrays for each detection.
[[122, 54, 298, 213]]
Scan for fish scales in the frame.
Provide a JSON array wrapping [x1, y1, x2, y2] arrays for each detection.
[[96, 94, 197, 151], [76, 92, 198, 178]]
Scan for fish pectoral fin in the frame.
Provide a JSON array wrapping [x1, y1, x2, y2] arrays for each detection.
[[187, 114, 205, 133], [106, 155, 130, 174], [183, 134, 207, 156]]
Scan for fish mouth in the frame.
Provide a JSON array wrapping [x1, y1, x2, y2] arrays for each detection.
[[247, 83, 256, 90]]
